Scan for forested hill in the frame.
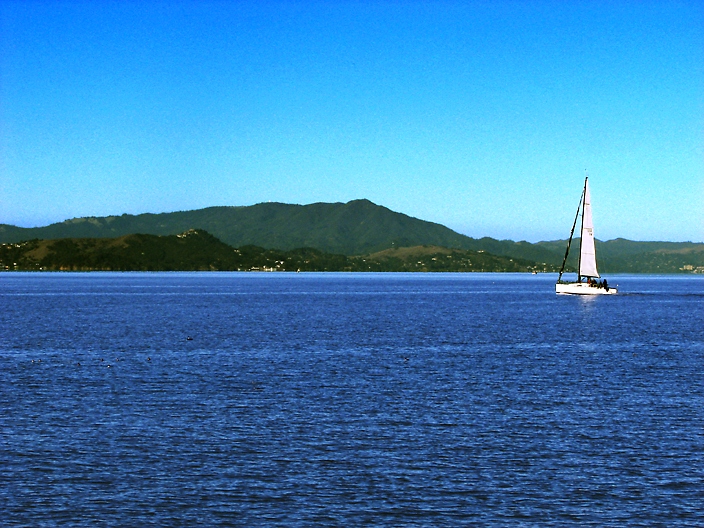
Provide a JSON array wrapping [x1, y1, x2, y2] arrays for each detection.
[[1, 199, 702, 272], [536, 239, 704, 273], [0, 230, 554, 273], [0, 199, 562, 261]]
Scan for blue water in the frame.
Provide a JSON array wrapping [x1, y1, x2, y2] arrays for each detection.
[[1, 273, 703, 526]]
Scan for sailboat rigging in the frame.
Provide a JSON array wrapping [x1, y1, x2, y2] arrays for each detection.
[[555, 176, 617, 295]]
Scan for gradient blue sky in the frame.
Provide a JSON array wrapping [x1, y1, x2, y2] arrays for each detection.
[[1, 1, 702, 242]]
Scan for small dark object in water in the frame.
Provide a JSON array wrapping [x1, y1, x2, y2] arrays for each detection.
[[186, 336, 193, 341]]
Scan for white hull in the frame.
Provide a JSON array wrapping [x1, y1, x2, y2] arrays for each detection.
[[556, 282, 617, 295]]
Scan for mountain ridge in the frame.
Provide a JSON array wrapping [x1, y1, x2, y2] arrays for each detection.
[[0, 199, 543, 256], [0, 230, 554, 273], [1, 199, 702, 273]]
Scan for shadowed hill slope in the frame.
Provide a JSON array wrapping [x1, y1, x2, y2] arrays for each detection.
[[0, 231, 552, 272], [0, 230, 361, 272], [0, 199, 563, 261]]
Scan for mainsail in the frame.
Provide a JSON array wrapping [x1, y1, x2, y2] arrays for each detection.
[[579, 178, 600, 278]]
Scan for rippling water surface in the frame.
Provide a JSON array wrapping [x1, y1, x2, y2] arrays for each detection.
[[1, 273, 703, 526]]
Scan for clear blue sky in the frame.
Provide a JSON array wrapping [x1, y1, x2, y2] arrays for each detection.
[[1, 1, 702, 242]]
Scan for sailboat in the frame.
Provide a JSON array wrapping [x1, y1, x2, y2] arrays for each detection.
[[555, 176, 617, 295]]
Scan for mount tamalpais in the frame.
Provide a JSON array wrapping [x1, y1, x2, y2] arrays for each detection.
[[1, 199, 702, 273], [0, 200, 562, 261]]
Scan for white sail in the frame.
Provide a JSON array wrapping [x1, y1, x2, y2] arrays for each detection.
[[579, 179, 600, 278]]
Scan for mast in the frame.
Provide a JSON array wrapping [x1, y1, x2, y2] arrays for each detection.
[[577, 176, 587, 283]]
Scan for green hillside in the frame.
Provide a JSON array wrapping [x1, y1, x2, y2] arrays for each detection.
[[1, 199, 702, 273], [0, 230, 242, 271], [538, 238, 704, 274], [0, 231, 553, 272], [0, 231, 361, 272], [0, 200, 564, 263], [361, 246, 558, 273], [0, 200, 470, 254]]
